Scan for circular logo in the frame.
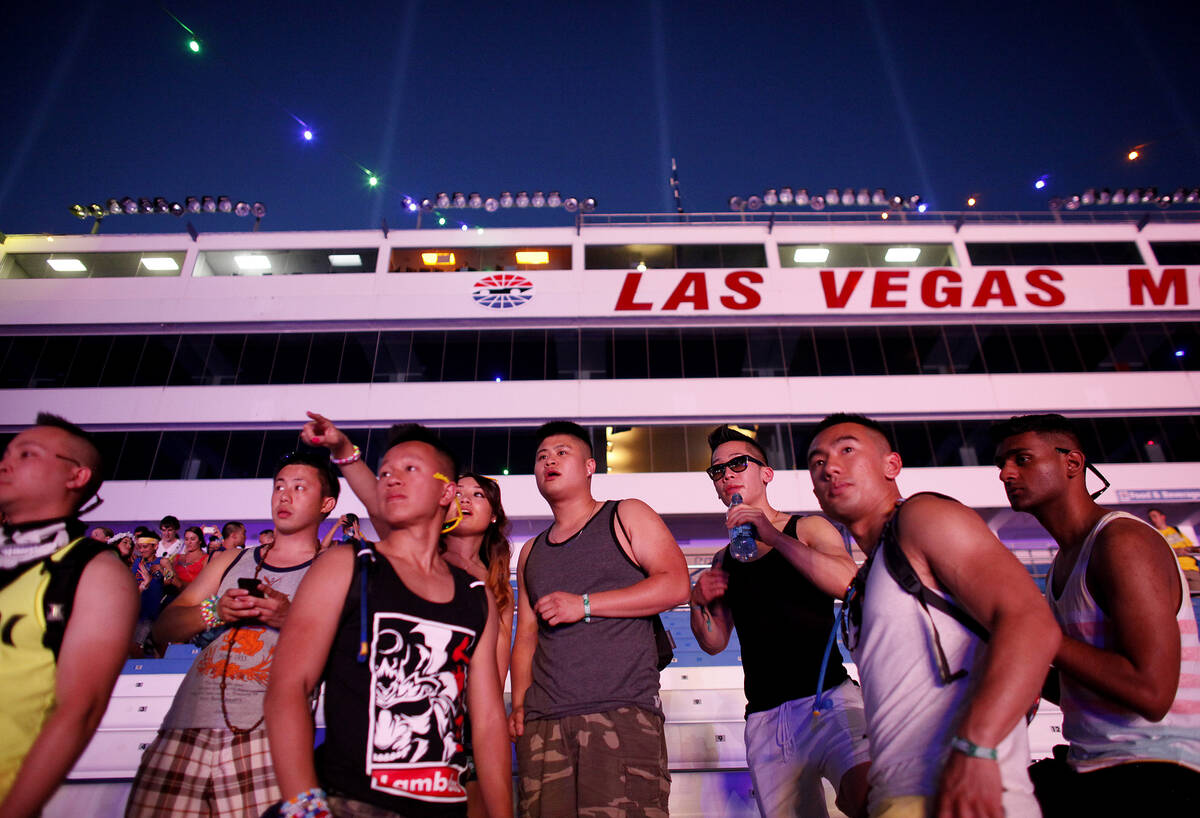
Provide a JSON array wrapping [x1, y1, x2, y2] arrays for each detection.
[[472, 274, 533, 309]]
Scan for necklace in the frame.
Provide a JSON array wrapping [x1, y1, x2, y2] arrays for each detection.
[[220, 541, 273, 734]]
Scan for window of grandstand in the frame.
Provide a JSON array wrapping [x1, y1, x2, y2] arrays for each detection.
[[778, 243, 957, 268], [964, 242, 1142, 266], [1149, 241, 1200, 265], [192, 248, 378, 276], [584, 244, 767, 269], [1, 321, 1196, 389], [0, 251, 186, 279], [11, 415, 1193, 483], [388, 245, 571, 272]]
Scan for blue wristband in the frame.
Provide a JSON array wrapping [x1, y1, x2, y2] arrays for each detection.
[[949, 735, 998, 760], [583, 593, 591, 623]]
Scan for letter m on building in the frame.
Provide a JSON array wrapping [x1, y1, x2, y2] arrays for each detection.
[[1129, 268, 1188, 306]]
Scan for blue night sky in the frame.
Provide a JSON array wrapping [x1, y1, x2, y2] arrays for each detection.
[[1, 0, 1197, 236]]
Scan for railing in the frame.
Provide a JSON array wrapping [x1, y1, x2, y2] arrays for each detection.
[[581, 210, 1200, 228]]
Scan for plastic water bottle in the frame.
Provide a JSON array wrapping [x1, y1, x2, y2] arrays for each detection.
[[728, 493, 757, 562]]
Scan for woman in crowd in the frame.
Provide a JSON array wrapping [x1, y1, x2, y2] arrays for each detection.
[[108, 531, 135, 565], [168, 526, 208, 588]]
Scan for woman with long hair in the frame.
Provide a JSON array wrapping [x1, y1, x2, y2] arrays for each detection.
[[169, 526, 209, 588]]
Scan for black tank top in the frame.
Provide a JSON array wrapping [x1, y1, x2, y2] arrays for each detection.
[[317, 550, 487, 817], [721, 515, 849, 715]]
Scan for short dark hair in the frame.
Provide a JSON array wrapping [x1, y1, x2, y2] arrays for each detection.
[[810, 413, 895, 452], [222, 521, 246, 538], [988, 414, 1082, 451], [384, 423, 460, 478], [344, 513, 358, 525], [707, 425, 768, 465], [534, 421, 593, 458], [1147, 507, 1164, 516], [133, 525, 154, 538], [160, 515, 180, 529], [272, 449, 341, 501], [35, 411, 104, 504], [184, 525, 204, 542]]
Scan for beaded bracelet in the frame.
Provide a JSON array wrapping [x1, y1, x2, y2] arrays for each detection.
[[199, 595, 224, 629], [331, 444, 362, 466], [280, 786, 332, 818]]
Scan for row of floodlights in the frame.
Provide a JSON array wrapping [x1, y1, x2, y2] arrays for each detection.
[[70, 197, 267, 220], [406, 192, 597, 214], [1050, 187, 1200, 210], [729, 188, 926, 213]]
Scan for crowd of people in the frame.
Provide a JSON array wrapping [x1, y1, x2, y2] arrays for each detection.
[[1, 409, 1198, 818]]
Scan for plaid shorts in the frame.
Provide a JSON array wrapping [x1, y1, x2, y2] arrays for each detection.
[[125, 726, 280, 817]]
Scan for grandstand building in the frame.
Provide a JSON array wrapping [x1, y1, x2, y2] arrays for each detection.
[[2, 210, 1198, 814]]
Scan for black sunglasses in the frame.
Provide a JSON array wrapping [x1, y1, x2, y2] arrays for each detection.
[[1054, 447, 1111, 500], [706, 454, 766, 481]]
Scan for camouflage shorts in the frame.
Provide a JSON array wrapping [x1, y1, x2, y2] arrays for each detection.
[[516, 706, 670, 817]]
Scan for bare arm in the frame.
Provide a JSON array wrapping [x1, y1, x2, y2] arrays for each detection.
[[151, 548, 251, 644], [320, 518, 344, 552], [508, 538, 538, 740], [1054, 519, 1184, 720], [901, 496, 1059, 818], [467, 587, 513, 816], [496, 595, 514, 689], [689, 557, 734, 655], [533, 499, 690, 626], [264, 546, 355, 800], [0, 553, 138, 817], [302, 411, 390, 538], [730, 508, 857, 599]]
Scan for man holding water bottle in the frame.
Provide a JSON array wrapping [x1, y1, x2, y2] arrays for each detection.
[[689, 425, 870, 818]]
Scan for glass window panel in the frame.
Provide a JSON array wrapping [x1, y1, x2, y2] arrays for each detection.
[[975, 326, 1019, 373], [222, 431, 266, 479], [720, 244, 769, 267], [98, 336, 146, 387], [813, 327, 852, 375], [442, 331, 479, 381], [508, 426, 543, 474], [680, 330, 720, 379], [151, 431, 197, 480], [548, 330, 580, 380], [964, 244, 1012, 266], [30, 336, 78, 388], [168, 334, 213, 386], [1156, 416, 1200, 461], [305, 333, 344, 384], [434, 428, 475, 472], [878, 327, 919, 375], [91, 432, 125, 481], [1050, 242, 1097, 265], [189, 431, 230, 479], [613, 331, 649, 379], [648, 426, 689, 471], [943, 326, 984, 374], [713, 328, 751, 377], [1164, 323, 1198, 370], [1150, 242, 1200, 265], [846, 327, 886, 375], [1069, 325, 1112, 372], [134, 335, 179, 386], [1098, 324, 1142, 371], [911, 326, 952, 374], [363, 427, 387, 473], [340, 332, 377, 383], [205, 334, 245, 385], [647, 329, 682, 378], [237, 335, 278, 384], [926, 421, 967, 466], [374, 332, 413, 382], [114, 432, 161, 480], [63, 335, 111, 388], [584, 244, 674, 269], [407, 332, 445, 382], [1091, 417, 1140, 463], [477, 331, 513, 382], [1006, 325, 1052, 373], [890, 422, 934, 467], [0, 337, 42, 388], [510, 331, 548, 381], [675, 244, 722, 268], [961, 422, 997, 469], [259, 431, 303, 477], [745, 327, 784, 377], [1038, 325, 1083, 372], [1091, 242, 1143, 264], [1132, 323, 1176, 370], [270, 333, 311, 384], [781, 327, 819, 376], [197, 248, 377, 276], [471, 428, 511, 475], [577, 329, 612, 379]]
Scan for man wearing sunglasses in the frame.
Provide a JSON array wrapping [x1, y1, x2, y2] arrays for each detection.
[[991, 414, 1200, 815], [808, 413, 1056, 818], [0, 413, 138, 815], [691, 425, 870, 818]]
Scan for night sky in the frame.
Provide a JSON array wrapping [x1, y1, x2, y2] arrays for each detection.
[[1, 0, 1197, 237]]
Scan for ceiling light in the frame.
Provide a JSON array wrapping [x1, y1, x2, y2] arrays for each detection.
[[515, 250, 550, 264], [884, 247, 921, 262], [328, 254, 362, 267], [141, 257, 179, 271], [421, 252, 456, 266], [47, 258, 86, 272], [234, 255, 272, 271], [793, 247, 830, 263]]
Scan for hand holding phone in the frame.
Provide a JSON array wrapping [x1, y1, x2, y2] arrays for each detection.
[[237, 577, 266, 598]]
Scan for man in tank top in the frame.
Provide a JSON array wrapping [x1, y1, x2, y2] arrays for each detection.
[[991, 413, 1200, 815], [807, 413, 1058, 818], [126, 449, 340, 817], [510, 420, 690, 817], [690, 424, 870, 818], [266, 423, 511, 818]]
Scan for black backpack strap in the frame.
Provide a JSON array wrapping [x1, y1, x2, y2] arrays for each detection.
[[42, 536, 114, 659]]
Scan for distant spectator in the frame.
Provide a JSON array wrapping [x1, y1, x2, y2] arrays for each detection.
[[169, 527, 208, 588], [1148, 508, 1200, 594], [206, 534, 224, 553], [89, 526, 113, 542], [221, 521, 246, 550], [131, 535, 174, 647], [156, 515, 184, 558], [319, 513, 369, 552], [109, 531, 135, 565], [257, 528, 275, 547]]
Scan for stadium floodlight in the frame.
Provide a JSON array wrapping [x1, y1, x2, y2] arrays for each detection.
[[201, 196, 217, 213], [531, 191, 546, 207], [1188, 188, 1200, 204], [794, 188, 809, 206], [1111, 188, 1126, 204], [69, 204, 88, 219], [217, 196, 233, 213], [122, 197, 138, 214], [139, 197, 154, 214], [515, 191, 530, 207], [420, 198, 434, 212], [563, 197, 579, 212], [435, 192, 451, 208], [856, 189, 870, 206], [826, 188, 840, 205], [499, 191, 514, 208], [1172, 187, 1186, 204], [252, 202, 266, 218], [729, 195, 745, 211], [468, 192, 483, 208], [484, 197, 499, 212], [169, 202, 184, 217], [154, 197, 169, 214], [581, 197, 597, 212], [234, 201, 251, 217], [185, 196, 201, 214], [872, 189, 887, 206], [746, 195, 763, 210], [1081, 188, 1096, 205], [843, 188, 856, 206], [763, 189, 778, 207], [778, 187, 794, 205], [810, 195, 826, 211], [452, 192, 467, 208], [546, 191, 562, 208], [106, 198, 122, 215], [1097, 188, 1111, 205]]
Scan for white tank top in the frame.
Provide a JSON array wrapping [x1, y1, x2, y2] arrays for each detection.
[[854, 510, 1039, 816], [1047, 511, 1200, 772]]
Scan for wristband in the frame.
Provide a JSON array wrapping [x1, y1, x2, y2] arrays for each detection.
[[331, 444, 362, 466], [582, 593, 591, 623], [280, 786, 331, 818], [949, 735, 998, 760], [200, 595, 224, 629]]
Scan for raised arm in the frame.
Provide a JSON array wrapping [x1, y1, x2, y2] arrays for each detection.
[[901, 495, 1059, 817], [151, 548, 249, 644], [0, 552, 138, 816], [320, 516, 346, 552], [728, 507, 857, 599], [264, 545, 355, 801], [508, 537, 538, 741], [466, 586, 513, 816], [1054, 518, 1184, 720], [302, 411, 389, 538]]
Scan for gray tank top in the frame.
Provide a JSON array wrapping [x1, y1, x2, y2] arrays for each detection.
[[522, 500, 662, 720], [162, 546, 314, 730]]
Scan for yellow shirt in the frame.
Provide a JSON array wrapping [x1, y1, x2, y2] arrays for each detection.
[[1159, 525, 1198, 573]]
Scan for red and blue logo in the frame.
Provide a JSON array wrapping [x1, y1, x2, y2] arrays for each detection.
[[472, 274, 533, 309]]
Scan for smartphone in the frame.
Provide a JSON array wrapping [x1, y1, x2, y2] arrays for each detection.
[[237, 577, 265, 598]]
